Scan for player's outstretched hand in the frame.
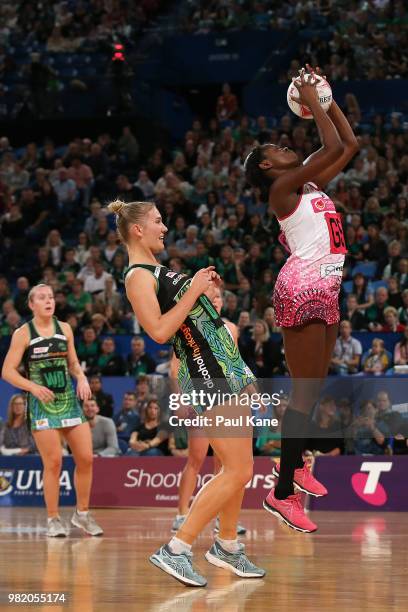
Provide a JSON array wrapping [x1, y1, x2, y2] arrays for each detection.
[[77, 376, 92, 401]]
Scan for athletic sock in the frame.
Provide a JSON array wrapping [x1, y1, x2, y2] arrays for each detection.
[[275, 408, 309, 500], [76, 509, 89, 517], [176, 514, 186, 521], [168, 536, 192, 555], [216, 537, 240, 553]]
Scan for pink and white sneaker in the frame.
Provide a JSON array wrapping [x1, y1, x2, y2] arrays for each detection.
[[263, 490, 317, 533], [272, 462, 328, 497]]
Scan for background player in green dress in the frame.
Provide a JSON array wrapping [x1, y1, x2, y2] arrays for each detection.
[[2, 284, 103, 537]]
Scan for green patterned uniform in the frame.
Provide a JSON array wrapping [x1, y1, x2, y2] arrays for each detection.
[[124, 264, 256, 413], [24, 318, 86, 431]]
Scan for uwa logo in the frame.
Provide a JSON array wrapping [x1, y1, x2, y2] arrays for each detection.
[[351, 462, 392, 506]]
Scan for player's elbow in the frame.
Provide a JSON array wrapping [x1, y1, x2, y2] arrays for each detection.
[[347, 139, 360, 156]]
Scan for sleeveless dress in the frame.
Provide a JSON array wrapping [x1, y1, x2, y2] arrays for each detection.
[[273, 182, 347, 327], [24, 318, 86, 431], [124, 264, 256, 414]]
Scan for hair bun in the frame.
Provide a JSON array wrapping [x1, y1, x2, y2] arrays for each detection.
[[107, 199, 125, 215]]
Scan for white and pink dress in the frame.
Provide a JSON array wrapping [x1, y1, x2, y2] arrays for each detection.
[[273, 182, 347, 328]]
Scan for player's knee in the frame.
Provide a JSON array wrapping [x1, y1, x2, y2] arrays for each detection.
[[186, 453, 205, 473], [228, 460, 253, 487], [44, 455, 62, 474], [76, 453, 93, 470]]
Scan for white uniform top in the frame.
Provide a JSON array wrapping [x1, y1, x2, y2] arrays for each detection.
[[277, 182, 346, 261]]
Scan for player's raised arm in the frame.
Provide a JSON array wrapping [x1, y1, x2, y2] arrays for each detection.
[[302, 64, 359, 188]]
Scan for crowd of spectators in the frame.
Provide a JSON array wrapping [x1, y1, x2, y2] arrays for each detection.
[[178, 1, 407, 81], [1, 81, 407, 376], [2, 382, 407, 458]]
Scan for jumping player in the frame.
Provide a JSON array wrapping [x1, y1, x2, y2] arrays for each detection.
[[108, 198, 265, 587], [244, 65, 359, 533], [2, 284, 103, 537], [170, 285, 246, 537]]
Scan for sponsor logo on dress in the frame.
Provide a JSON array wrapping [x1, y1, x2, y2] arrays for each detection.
[[33, 346, 49, 354], [61, 417, 82, 427], [320, 263, 343, 278], [311, 196, 336, 213], [351, 461, 392, 506], [0, 470, 14, 496], [34, 419, 49, 430]]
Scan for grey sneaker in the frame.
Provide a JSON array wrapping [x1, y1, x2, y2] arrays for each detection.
[[47, 516, 69, 538], [214, 516, 247, 535], [150, 544, 207, 587], [171, 515, 186, 532], [71, 510, 103, 536], [205, 540, 265, 578]]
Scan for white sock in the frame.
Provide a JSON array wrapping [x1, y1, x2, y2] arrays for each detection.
[[77, 509, 89, 517], [168, 536, 192, 555], [216, 537, 240, 553], [176, 514, 186, 520]]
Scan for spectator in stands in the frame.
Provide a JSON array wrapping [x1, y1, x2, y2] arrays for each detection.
[[77, 327, 99, 372], [394, 328, 408, 367], [216, 83, 238, 121], [240, 319, 283, 377], [352, 400, 390, 455], [118, 126, 139, 164], [83, 397, 120, 456], [51, 167, 78, 214], [361, 338, 391, 375], [67, 157, 94, 207], [93, 337, 126, 377], [256, 396, 288, 457], [168, 425, 188, 457], [134, 170, 155, 200], [54, 290, 75, 322], [386, 277, 403, 309], [134, 375, 152, 419], [67, 278, 92, 318], [127, 336, 157, 377], [306, 396, 344, 456], [0, 394, 36, 455], [366, 287, 389, 330], [89, 376, 114, 419], [397, 289, 408, 325], [381, 307, 406, 333], [113, 391, 141, 445], [115, 174, 144, 202], [128, 399, 168, 456], [221, 292, 240, 324], [341, 293, 366, 331], [331, 320, 363, 375], [13, 276, 31, 318], [352, 273, 374, 311], [375, 391, 403, 436], [84, 262, 115, 296]]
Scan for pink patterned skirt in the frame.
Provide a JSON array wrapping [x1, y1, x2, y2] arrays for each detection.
[[273, 255, 344, 328]]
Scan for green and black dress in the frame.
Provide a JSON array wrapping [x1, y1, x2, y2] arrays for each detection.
[[23, 318, 87, 431], [124, 264, 256, 413]]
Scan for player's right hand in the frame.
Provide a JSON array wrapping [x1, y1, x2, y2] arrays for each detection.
[[191, 267, 215, 296], [291, 68, 319, 107], [30, 383, 55, 404]]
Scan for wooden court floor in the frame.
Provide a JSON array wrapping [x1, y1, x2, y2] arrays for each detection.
[[0, 507, 407, 612]]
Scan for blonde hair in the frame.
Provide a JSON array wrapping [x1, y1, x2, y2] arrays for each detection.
[[7, 393, 26, 427], [107, 199, 155, 244], [28, 283, 53, 303], [252, 319, 270, 343]]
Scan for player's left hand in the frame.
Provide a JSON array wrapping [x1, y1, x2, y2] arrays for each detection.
[[77, 377, 92, 401], [208, 269, 222, 286], [305, 63, 329, 85]]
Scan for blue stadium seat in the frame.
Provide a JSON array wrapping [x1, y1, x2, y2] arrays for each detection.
[[352, 262, 377, 279]]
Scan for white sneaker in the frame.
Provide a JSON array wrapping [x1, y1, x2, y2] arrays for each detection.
[[71, 510, 104, 536], [47, 516, 69, 537]]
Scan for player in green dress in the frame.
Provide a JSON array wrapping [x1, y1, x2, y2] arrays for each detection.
[[108, 199, 265, 587], [2, 284, 103, 537]]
